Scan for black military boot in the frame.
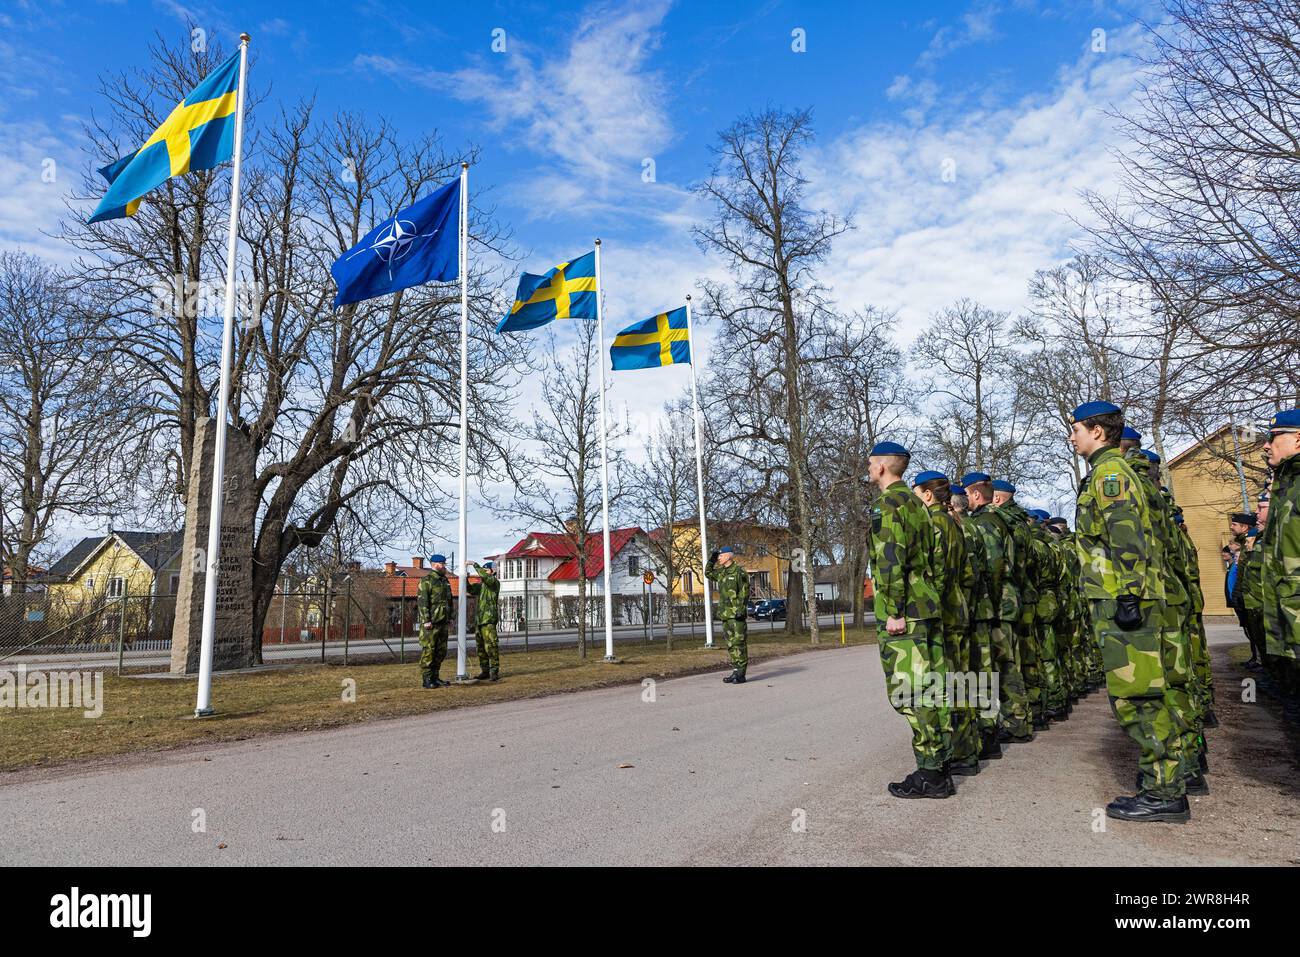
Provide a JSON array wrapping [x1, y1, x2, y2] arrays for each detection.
[[950, 758, 980, 777], [422, 674, 435, 689], [1105, 792, 1191, 823], [1198, 750, 1209, 775], [887, 768, 954, 799], [1184, 771, 1210, 796], [978, 731, 1003, 760], [733, 670, 746, 684], [476, 668, 491, 680], [723, 670, 740, 684], [1203, 708, 1219, 728], [490, 667, 500, 681]]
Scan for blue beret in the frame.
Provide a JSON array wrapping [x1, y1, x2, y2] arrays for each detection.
[[991, 479, 1016, 493], [870, 441, 909, 457], [719, 545, 734, 554], [949, 483, 966, 496], [1142, 449, 1161, 464], [1268, 408, 1300, 431], [481, 560, 495, 569], [428, 553, 446, 563], [912, 470, 947, 486], [1173, 513, 1185, 525], [1071, 400, 1121, 422], [1029, 508, 1050, 520], [1247, 528, 1260, 538], [1121, 426, 1142, 441], [960, 471, 991, 486]]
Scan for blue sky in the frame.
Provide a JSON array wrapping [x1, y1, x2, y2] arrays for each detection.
[[1, 0, 1158, 560]]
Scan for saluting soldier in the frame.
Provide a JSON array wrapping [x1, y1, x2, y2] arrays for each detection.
[[868, 442, 951, 799], [417, 554, 454, 688], [469, 560, 502, 681], [1069, 401, 1188, 824], [706, 545, 750, 684]]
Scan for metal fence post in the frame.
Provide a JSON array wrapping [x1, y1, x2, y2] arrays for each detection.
[[343, 579, 352, 666], [116, 590, 128, 676]]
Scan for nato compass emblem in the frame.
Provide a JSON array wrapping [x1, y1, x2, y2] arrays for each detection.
[[346, 217, 441, 281]]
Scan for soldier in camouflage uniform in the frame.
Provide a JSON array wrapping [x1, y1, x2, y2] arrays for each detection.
[[992, 481, 1049, 731], [1069, 401, 1189, 823], [1127, 447, 1206, 795], [1046, 517, 1089, 707], [914, 471, 980, 776], [706, 545, 750, 684], [868, 442, 951, 798], [1174, 510, 1217, 734], [1028, 508, 1069, 720], [1261, 409, 1300, 702], [417, 555, 454, 688], [962, 472, 1032, 744], [951, 485, 1003, 760], [468, 561, 501, 681]]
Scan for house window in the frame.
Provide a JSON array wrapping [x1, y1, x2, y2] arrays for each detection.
[[627, 555, 639, 577], [107, 577, 125, 599], [525, 558, 538, 579], [169, 574, 180, 595], [85, 576, 96, 593], [683, 570, 693, 593]]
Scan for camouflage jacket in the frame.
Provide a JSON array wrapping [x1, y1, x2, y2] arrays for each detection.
[[1262, 450, 1300, 651], [1074, 446, 1163, 601], [1126, 451, 1189, 606], [959, 517, 992, 622], [706, 558, 749, 620], [468, 566, 500, 626], [1179, 527, 1205, 614], [1242, 540, 1266, 614], [995, 501, 1038, 623], [929, 503, 970, 631], [968, 504, 1017, 623], [1053, 531, 1085, 621], [870, 480, 942, 622], [1032, 525, 1062, 622], [417, 570, 454, 627]]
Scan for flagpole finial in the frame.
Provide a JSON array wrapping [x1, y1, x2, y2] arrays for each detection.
[[594, 238, 601, 246], [461, 161, 469, 170], [686, 294, 692, 301]]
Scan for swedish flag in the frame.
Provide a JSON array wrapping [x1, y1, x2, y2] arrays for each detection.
[[610, 307, 691, 370], [89, 51, 242, 224], [497, 251, 597, 333]]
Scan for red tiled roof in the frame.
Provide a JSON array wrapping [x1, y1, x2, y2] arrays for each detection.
[[548, 527, 642, 581], [363, 563, 477, 598], [501, 532, 577, 559]]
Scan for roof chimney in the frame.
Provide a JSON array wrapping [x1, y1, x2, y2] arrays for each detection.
[[411, 556, 424, 570], [384, 561, 397, 575]]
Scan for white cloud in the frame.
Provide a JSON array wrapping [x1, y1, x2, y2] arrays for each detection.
[[808, 24, 1148, 340], [0, 117, 82, 262]]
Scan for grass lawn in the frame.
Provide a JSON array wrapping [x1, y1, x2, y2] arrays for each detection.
[[1, 626, 877, 773]]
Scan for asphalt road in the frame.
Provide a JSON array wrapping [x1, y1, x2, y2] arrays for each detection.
[[2, 624, 1296, 866], [5, 613, 846, 671]]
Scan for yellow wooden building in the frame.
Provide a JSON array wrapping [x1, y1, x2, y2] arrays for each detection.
[[43, 530, 185, 632], [663, 519, 791, 601], [1165, 425, 1268, 617]]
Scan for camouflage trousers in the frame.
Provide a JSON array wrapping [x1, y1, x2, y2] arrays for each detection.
[[1162, 603, 1202, 780], [970, 619, 998, 734], [1018, 614, 1048, 723], [938, 622, 981, 766], [1092, 598, 1186, 800], [722, 617, 748, 673], [1039, 619, 1067, 713], [991, 622, 1031, 738], [879, 619, 945, 771], [419, 623, 449, 682], [476, 623, 499, 673], [1186, 611, 1213, 711]]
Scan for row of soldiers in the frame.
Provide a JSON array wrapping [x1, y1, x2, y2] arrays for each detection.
[[864, 400, 1224, 823]]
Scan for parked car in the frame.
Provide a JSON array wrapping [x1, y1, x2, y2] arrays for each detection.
[[745, 600, 760, 619], [754, 598, 787, 622]]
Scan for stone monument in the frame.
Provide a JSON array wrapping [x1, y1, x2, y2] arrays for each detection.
[[170, 417, 258, 674]]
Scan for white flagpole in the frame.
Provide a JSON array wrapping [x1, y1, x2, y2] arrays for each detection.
[[456, 161, 470, 681], [685, 296, 714, 648], [594, 239, 615, 662], [195, 33, 251, 717]]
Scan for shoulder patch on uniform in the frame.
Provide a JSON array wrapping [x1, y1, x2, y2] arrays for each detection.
[[1100, 471, 1123, 500]]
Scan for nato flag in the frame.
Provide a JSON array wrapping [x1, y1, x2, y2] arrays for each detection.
[[331, 177, 460, 306]]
